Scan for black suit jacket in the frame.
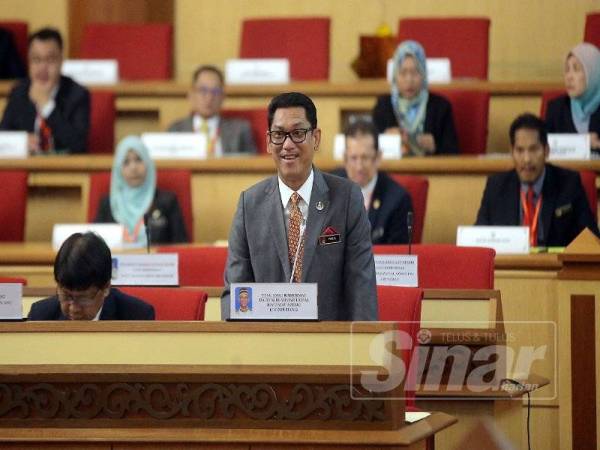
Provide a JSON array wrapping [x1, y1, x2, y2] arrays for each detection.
[[0, 75, 90, 153], [332, 169, 413, 244], [28, 288, 155, 321], [372, 93, 459, 154], [476, 164, 599, 247], [95, 189, 189, 244], [545, 95, 600, 135]]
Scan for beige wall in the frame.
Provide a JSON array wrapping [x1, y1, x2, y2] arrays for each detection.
[[175, 0, 599, 83]]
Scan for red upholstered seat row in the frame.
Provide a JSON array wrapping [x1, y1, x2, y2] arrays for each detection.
[[119, 286, 208, 320]]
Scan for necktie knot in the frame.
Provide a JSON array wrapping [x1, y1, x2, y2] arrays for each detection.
[[291, 192, 301, 206]]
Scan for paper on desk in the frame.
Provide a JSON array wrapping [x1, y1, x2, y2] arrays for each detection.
[[405, 411, 431, 423]]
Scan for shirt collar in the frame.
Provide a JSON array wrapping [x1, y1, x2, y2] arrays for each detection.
[[521, 167, 546, 197], [278, 168, 314, 208], [361, 172, 378, 199], [92, 305, 103, 321], [192, 114, 220, 132]]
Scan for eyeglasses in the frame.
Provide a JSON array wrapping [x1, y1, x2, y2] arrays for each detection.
[[193, 86, 224, 97], [57, 287, 102, 308], [267, 128, 313, 145]]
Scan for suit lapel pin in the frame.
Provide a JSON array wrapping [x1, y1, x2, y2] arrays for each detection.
[[316, 201, 324, 211], [373, 199, 381, 210]]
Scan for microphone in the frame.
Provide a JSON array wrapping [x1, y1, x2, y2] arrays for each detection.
[[143, 212, 151, 253], [407, 211, 413, 255], [289, 218, 306, 283]]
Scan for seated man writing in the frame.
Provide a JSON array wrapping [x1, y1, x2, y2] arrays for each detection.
[[28, 232, 155, 320]]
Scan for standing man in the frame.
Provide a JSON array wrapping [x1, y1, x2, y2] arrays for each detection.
[[222, 92, 377, 321], [0, 28, 90, 154], [168, 65, 257, 155], [334, 120, 413, 244], [476, 113, 599, 247]]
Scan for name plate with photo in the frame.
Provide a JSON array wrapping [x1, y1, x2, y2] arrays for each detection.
[[333, 133, 401, 160], [548, 133, 591, 160], [229, 283, 318, 321], [225, 58, 290, 84], [111, 253, 178, 286], [52, 224, 124, 250], [142, 133, 207, 159], [387, 58, 452, 83], [375, 254, 418, 287], [0, 132, 27, 158], [62, 59, 119, 85], [457, 225, 530, 254], [0, 283, 23, 320]]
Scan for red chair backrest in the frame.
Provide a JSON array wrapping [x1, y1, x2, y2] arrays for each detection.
[[119, 287, 207, 320], [156, 245, 228, 287], [398, 17, 490, 80], [221, 108, 268, 154], [240, 17, 330, 81], [584, 13, 600, 48], [539, 90, 566, 119], [389, 175, 429, 244], [87, 90, 115, 154], [88, 170, 194, 241], [377, 286, 423, 407], [435, 90, 489, 154], [0, 21, 28, 69], [374, 244, 495, 289], [80, 23, 172, 80], [579, 170, 598, 220], [0, 277, 27, 285], [0, 171, 28, 242]]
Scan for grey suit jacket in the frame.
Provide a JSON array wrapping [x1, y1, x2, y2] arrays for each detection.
[[221, 168, 378, 321], [167, 115, 257, 154]]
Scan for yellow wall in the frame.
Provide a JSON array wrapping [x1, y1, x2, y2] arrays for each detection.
[[175, 0, 600, 83]]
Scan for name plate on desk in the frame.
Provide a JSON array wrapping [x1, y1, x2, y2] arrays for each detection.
[[111, 253, 178, 286], [333, 134, 401, 160], [374, 255, 418, 287], [52, 224, 124, 250], [62, 59, 119, 85], [225, 59, 290, 84], [548, 133, 590, 160], [0, 283, 22, 320], [387, 58, 452, 83], [142, 133, 207, 159], [229, 283, 318, 320], [457, 225, 530, 254], [0, 132, 27, 158]]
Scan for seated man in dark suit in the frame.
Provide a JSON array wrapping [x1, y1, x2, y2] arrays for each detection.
[[0, 27, 90, 154], [476, 113, 599, 247], [168, 65, 257, 155], [333, 120, 413, 244], [28, 232, 155, 321]]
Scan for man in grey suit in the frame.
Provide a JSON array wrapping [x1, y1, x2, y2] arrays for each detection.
[[168, 65, 257, 155], [222, 92, 378, 321]]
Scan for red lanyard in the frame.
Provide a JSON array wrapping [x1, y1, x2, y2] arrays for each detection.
[[521, 190, 542, 247], [207, 126, 220, 155], [123, 217, 144, 243]]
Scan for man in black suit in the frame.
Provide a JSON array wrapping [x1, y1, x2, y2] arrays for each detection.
[[476, 113, 599, 247], [28, 232, 154, 321], [333, 120, 413, 244], [0, 27, 90, 154]]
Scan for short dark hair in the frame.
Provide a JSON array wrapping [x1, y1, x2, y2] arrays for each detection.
[[344, 120, 379, 153], [192, 65, 224, 85], [268, 92, 317, 129], [28, 27, 63, 51], [509, 113, 548, 147], [54, 232, 112, 290]]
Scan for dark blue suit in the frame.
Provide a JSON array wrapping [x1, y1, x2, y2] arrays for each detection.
[[28, 288, 155, 321]]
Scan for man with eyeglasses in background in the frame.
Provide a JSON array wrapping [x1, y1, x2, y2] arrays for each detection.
[[28, 232, 155, 321], [221, 92, 377, 321], [168, 65, 257, 155], [0, 27, 90, 154]]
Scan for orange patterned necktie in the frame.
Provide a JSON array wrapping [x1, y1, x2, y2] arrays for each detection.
[[38, 115, 52, 152], [288, 192, 304, 283]]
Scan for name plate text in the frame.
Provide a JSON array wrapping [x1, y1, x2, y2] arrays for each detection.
[[229, 283, 317, 320], [457, 225, 529, 254]]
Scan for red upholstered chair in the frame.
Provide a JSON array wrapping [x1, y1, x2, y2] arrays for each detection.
[[80, 23, 172, 80], [584, 13, 600, 47], [377, 286, 423, 408], [0, 21, 28, 69], [0, 277, 27, 285], [221, 108, 268, 154], [374, 244, 495, 289], [397, 17, 490, 80], [389, 175, 429, 244], [240, 17, 330, 80], [0, 171, 28, 242], [156, 245, 228, 287], [119, 287, 207, 320], [579, 170, 598, 220], [87, 90, 115, 154], [435, 90, 489, 154], [539, 89, 566, 119], [87, 170, 194, 241]]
